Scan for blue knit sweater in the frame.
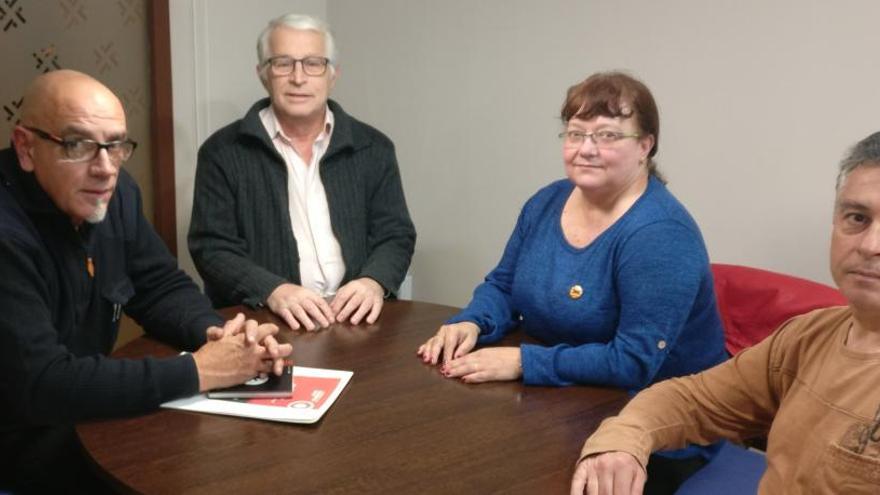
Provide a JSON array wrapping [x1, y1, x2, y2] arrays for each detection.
[[448, 177, 727, 390]]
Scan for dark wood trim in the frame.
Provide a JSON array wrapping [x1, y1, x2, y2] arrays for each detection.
[[148, 0, 177, 256]]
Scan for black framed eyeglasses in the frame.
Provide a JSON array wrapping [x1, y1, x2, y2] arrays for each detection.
[[24, 126, 137, 164], [263, 56, 330, 77]]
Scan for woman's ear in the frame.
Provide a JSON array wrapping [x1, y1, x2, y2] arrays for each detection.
[[640, 134, 655, 162]]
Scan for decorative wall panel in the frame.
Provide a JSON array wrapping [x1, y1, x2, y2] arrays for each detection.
[[0, 0, 154, 220]]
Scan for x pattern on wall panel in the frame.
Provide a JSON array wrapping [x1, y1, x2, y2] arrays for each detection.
[[59, 0, 87, 29], [1, 0, 26, 32], [3, 97, 22, 126], [33, 44, 62, 73], [117, 0, 142, 26]]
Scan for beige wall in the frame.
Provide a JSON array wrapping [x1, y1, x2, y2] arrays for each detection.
[[170, 0, 880, 307]]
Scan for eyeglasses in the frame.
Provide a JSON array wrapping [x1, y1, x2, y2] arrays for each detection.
[[24, 126, 137, 164], [263, 56, 330, 77], [558, 130, 641, 148]]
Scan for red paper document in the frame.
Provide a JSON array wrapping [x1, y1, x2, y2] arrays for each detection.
[[161, 367, 352, 424], [242, 375, 341, 409]]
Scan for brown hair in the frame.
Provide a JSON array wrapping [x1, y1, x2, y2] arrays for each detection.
[[561, 71, 663, 181]]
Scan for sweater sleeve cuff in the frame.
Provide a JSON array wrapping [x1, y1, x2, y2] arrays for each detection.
[[359, 270, 397, 295], [577, 416, 654, 469], [521, 343, 573, 386], [185, 313, 224, 351], [578, 436, 651, 471], [444, 314, 507, 344], [242, 272, 288, 309], [152, 353, 201, 402]]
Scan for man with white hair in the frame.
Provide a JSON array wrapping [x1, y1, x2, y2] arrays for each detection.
[[570, 131, 880, 494], [0, 70, 291, 492], [189, 13, 416, 331]]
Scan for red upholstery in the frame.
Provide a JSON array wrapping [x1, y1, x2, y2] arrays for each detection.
[[711, 264, 847, 355]]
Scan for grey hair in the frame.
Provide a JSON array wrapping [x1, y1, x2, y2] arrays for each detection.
[[837, 131, 880, 191], [256, 14, 337, 79]]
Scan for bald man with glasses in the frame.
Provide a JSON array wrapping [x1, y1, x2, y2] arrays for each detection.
[[0, 70, 292, 492]]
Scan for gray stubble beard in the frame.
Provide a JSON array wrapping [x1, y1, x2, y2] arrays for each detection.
[[85, 199, 108, 224]]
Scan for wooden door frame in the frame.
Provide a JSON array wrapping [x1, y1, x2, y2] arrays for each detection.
[[148, 0, 177, 255]]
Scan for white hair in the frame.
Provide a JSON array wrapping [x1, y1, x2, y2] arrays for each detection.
[[256, 13, 337, 80]]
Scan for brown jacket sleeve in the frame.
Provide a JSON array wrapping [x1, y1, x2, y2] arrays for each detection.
[[579, 318, 791, 467]]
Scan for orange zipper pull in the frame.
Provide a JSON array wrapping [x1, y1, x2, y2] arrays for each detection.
[[86, 257, 95, 278]]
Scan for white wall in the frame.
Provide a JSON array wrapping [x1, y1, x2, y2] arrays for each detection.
[[171, 0, 880, 307], [169, 0, 327, 283]]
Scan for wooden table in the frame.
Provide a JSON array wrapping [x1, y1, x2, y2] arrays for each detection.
[[77, 301, 628, 494]]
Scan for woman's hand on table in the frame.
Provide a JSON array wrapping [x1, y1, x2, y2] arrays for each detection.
[[441, 347, 523, 383], [417, 321, 480, 365]]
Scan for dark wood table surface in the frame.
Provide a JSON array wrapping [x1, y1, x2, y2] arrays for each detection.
[[77, 300, 628, 494]]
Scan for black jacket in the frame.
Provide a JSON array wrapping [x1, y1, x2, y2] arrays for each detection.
[[0, 147, 222, 483], [188, 99, 416, 308]]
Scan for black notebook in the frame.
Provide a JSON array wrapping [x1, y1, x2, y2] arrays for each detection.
[[207, 365, 294, 399]]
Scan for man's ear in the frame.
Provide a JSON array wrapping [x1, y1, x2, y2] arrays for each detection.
[[256, 65, 271, 92], [328, 65, 339, 91], [11, 126, 35, 172]]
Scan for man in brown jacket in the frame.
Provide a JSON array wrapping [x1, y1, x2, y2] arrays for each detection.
[[571, 131, 880, 495]]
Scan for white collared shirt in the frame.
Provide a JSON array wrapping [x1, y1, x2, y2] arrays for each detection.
[[260, 106, 345, 297]]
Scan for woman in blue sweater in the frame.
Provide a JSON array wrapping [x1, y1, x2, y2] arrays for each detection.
[[417, 72, 727, 493]]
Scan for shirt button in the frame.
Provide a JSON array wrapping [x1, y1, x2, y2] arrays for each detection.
[[657, 340, 667, 350]]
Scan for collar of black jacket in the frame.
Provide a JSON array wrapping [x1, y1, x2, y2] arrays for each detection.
[[238, 98, 363, 161], [0, 146, 62, 217], [0, 146, 95, 239]]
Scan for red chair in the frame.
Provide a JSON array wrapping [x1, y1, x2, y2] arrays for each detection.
[[711, 263, 847, 355]]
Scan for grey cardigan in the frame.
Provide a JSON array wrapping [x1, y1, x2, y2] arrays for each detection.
[[188, 98, 416, 308]]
